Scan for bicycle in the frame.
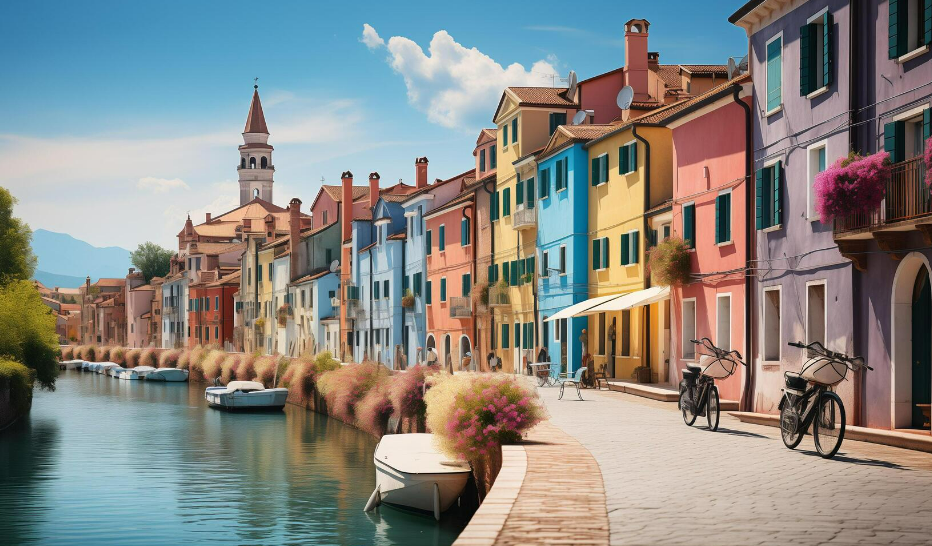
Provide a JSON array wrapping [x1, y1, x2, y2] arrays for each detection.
[[779, 341, 872, 459], [679, 338, 744, 431]]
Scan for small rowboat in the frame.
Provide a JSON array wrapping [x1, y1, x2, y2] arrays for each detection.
[[204, 381, 288, 411], [145, 368, 190, 382]]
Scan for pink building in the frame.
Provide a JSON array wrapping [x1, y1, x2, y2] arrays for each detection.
[[127, 282, 154, 348], [666, 76, 751, 403]]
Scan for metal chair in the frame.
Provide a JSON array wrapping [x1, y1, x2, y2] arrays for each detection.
[[593, 363, 608, 390], [557, 367, 586, 400]]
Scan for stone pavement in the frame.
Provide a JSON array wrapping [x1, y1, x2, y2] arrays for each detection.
[[538, 384, 932, 545]]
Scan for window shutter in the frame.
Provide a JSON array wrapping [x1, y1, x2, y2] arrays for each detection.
[[480, 150, 486, 172], [511, 261, 518, 285], [526, 177, 535, 205], [925, 0, 932, 47], [923, 108, 931, 141], [426, 229, 432, 254], [491, 146, 497, 168], [885, 120, 905, 163], [503, 125, 508, 146], [889, 0, 907, 59], [502, 323, 509, 349], [620, 233, 629, 266], [799, 23, 812, 96], [619, 146, 627, 174], [684, 204, 695, 247], [631, 231, 639, 263], [601, 155, 609, 183], [601, 238, 609, 269], [528, 256, 535, 279], [725, 194, 732, 242], [515, 322, 520, 347], [440, 278, 446, 301], [403, 275, 409, 291], [629, 142, 637, 172], [512, 118, 518, 143], [540, 169, 549, 199], [773, 161, 783, 226], [755, 169, 764, 230], [426, 280, 432, 303], [823, 12, 833, 87], [516, 178, 524, 206], [556, 160, 565, 190], [503, 189, 511, 216], [374, 282, 379, 299], [487, 264, 494, 282], [592, 239, 600, 270], [463, 274, 471, 296], [439, 225, 445, 251], [518, 258, 525, 285], [549, 113, 556, 135], [461, 218, 468, 246], [592, 157, 600, 186]]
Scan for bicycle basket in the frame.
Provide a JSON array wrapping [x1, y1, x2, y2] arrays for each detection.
[[799, 356, 847, 386], [699, 354, 737, 380]]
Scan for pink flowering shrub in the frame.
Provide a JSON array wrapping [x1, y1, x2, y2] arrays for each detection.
[[318, 362, 390, 424], [924, 138, 932, 187], [220, 354, 240, 384], [201, 350, 226, 381], [355, 380, 394, 436], [97, 346, 111, 362], [235, 353, 257, 381], [158, 348, 180, 368], [389, 364, 439, 422], [253, 355, 282, 387], [424, 373, 546, 462], [814, 151, 891, 222]]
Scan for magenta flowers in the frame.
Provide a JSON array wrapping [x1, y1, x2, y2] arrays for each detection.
[[814, 151, 891, 223]]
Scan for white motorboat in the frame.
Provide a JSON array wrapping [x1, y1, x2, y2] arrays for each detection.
[[118, 366, 158, 380], [204, 381, 288, 411], [365, 433, 472, 520], [108, 366, 128, 378], [84, 362, 99, 372], [144, 368, 190, 382], [60, 359, 84, 370], [98, 363, 121, 376]]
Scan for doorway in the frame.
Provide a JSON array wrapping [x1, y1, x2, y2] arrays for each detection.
[[912, 267, 931, 429], [892, 253, 932, 429]]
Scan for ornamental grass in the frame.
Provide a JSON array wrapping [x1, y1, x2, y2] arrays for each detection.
[[389, 364, 438, 422], [235, 353, 257, 381], [253, 355, 281, 387], [109, 347, 125, 365], [124, 349, 141, 368], [97, 346, 111, 362], [424, 373, 545, 462], [157, 348, 179, 368], [81, 345, 97, 362], [814, 151, 891, 222], [355, 379, 394, 436], [220, 354, 240, 384], [318, 362, 390, 424], [61, 346, 74, 360], [201, 350, 226, 382], [647, 237, 692, 287]]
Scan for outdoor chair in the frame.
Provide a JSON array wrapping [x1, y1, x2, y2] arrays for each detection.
[[547, 363, 561, 386], [594, 363, 608, 390], [557, 367, 586, 401]]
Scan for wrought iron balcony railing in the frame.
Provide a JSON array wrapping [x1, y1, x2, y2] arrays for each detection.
[[834, 157, 929, 237], [449, 297, 472, 319], [488, 285, 510, 307]]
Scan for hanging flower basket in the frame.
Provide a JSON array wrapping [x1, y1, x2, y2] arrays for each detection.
[[647, 237, 692, 287], [924, 137, 932, 188], [814, 151, 891, 223], [276, 304, 292, 326], [401, 289, 415, 308]]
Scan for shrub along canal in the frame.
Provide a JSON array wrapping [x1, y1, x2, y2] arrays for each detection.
[[0, 370, 466, 545]]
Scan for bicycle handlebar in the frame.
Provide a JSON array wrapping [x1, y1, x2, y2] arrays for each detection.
[[691, 338, 745, 365], [788, 341, 871, 371]]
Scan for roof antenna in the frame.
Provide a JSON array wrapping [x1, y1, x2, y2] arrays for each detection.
[[254, 77, 259, 90]]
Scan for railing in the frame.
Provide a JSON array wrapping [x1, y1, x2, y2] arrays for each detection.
[[237, 164, 275, 171], [512, 207, 537, 231], [450, 297, 472, 319], [835, 157, 929, 237], [488, 285, 510, 307]]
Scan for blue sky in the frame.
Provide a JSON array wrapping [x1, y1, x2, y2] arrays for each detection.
[[1, 0, 747, 250]]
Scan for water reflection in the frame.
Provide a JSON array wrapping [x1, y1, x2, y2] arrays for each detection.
[[0, 372, 464, 546]]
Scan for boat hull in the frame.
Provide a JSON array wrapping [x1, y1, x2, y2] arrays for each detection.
[[145, 369, 189, 382], [374, 458, 470, 515], [204, 387, 288, 411]]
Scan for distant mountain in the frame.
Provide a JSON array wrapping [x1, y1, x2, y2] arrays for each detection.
[[30, 229, 132, 288]]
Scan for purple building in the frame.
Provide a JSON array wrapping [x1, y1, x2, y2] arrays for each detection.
[[732, 0, 931, 431]]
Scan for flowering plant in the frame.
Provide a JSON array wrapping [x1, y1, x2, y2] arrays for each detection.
[[355, 380, 394, 436], [924, 138, 932, 188], [389, 364, 439, 421], [318, 362, 390, 424], [814, 151, 891, 222], [424, 373, 545, 462], [647, 237, 692, 287]]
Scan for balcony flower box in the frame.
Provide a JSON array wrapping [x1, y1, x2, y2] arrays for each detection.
[[647, 237, 692, 287], [925, 138, 932, 187], [815, 151, 891, 223], [401, 289, 415, 308]]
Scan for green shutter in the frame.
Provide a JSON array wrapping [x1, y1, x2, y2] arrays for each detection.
[[549, 113, 556, 135], [426, 229, 432, 254], [766, 37, 782, 111], [823, 12, 833, 87], [526, 177, 535, 206], [885, 121, 905, 163], [503, 125, 508, 146], [684, 204, 695, 247], [601, 155, 609, 183], [619, 146, 627, 174], [925, 0, 932, 46], [631, 231, 639, 263], [463, 274, 471, 296], [488, 264, 494, 282], [491, 146, 497, 168], [799, 23, 813, 96], [592, 157, 599, 186], [889, 0, 907, 59], [592, 239, 600, 270], [514, 322, 520, 347], [715, 195, 722, 243], [923, 108, 931, 141], [540, 169, 549, 198], [439, 225, 445, 251], [629, 142, 637, 172], [528, 256, 535, 278], [556, 159, 565, 190], [601, 238, 609, 269], [403, 275, 409, 291], [502, 323, 509, 348], [511, 261, 518, 285], [724, 194, 732, 242], [461, 218, 468, 246], [503, 188, 511, 216], [620, 233, 629, 266], [518, 258, 525, 285], [773, 161, 783, 226], [512, 118, 518, 143], [426, 280, 431, 303], [440, 278, 446, 301], [755, 169, 764, 230], [516, 178, 524, 206], [374, 281, 379, 299]]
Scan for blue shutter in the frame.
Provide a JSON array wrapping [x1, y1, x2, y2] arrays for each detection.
[[631, 231, 639, 264], [592, 239, 600, 270], [755, 169, 764, 230], [773, 161, 783, 226], [540, 169, 549, 199], [620, 233, 629, 266], [592, 157, 599, 185], [766, 38, 782, 111], [799, 23, 813, 96], [556, 160, 564, 190], [823, 12, 833, 87]]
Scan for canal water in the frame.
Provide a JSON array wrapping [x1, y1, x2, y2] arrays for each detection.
[[0, 371, 466, 546]]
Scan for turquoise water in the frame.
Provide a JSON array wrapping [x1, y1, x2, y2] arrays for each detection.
[[0, 371, 466, 546]]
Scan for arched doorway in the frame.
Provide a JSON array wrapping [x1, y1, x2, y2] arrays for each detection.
[[459, 335, 472, 371], [425, 334, 436, 365], [891, 253, 932, 429], [443, 334, 452, 372]]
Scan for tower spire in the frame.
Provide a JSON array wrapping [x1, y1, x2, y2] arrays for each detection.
[[244, 83, 269, 135], [238, 82, 274, 205]]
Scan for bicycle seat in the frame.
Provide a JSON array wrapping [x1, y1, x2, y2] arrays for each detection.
[[686, 364, 702, 375]]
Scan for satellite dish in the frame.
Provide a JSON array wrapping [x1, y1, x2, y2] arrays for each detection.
[[738, 54, 748, 72], [567, 70, 578, 101], [571, 110, 587, 125], [329, 260, 340, 273], [727, 57, 737, 80], [616, 86, 634, 110]]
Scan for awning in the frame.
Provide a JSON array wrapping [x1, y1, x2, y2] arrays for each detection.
[[543, 293, 625, 322], [586, 286, 670, 314]]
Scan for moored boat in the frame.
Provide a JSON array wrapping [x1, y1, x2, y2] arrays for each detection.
[[365, 433, 471, 520], [98, 363, 121, 376], [60, 360, 84, 370], [204, 381, 288, 411], [118, 366, 157, 380], [144, 368, 189, 382]]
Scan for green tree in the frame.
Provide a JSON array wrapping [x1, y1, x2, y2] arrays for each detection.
[[131, 241, 173, 282], [0, 280, 59, 390], [0, 187, 37, 283]]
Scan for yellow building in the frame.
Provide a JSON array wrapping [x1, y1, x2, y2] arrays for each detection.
[[257, 245, 275, 353], [489, 87, 578, 372], [584, 112, 674, 383]]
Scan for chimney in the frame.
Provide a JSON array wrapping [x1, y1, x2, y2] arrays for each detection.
[[341, 171, 353, 243], [369, 172, 380, 210], [128, 268, 135, 275], [205, 212, 211, 223], [415, 157, 429, 188], [624, 19, 651, 101], [289, 198, 302, 282]]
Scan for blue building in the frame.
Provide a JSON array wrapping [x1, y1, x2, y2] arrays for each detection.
[[536, 125, 615, 372]]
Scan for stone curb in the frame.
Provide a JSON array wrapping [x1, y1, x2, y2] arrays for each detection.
[[453, 445, 527, 546]]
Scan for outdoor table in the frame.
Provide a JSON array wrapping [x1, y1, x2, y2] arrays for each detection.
[[530, 362, 557, 387]]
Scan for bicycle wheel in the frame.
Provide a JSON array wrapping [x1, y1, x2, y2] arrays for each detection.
[[779, 400, 804, 449], [706, 385, 720, 431], [813, 391, 846, 459], [537, 373, 546, 387], [680, 390, 697, 426]]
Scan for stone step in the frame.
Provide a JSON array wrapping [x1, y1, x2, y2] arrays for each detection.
[[604, 380, 739, 410]]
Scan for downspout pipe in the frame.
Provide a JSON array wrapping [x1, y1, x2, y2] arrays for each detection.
[[482, 177, 496, 365], [462, 204, 477, 366], [733, 83, 755, 413], [631, 125, 652, 375], [848, 0, 863, 426]]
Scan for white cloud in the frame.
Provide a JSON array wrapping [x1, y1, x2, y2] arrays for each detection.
[[361, 23, 385, 50], [362, 25, 560, 130], [137, 177, 190, 193]]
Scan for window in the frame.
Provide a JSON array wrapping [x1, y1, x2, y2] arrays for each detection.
[[763, 286, 782, 362], [383, 279, 389, 300], [462, 273, 471, 296], [591, 154, 609, 186], [683, 203, 696, 248], [554, 317, 561, 342], [502, 323, 510, 349], [375, 329, 381, 344], [491, 191, 500, 221], [257, 265, 262, 282], [426, 229, 432, 255], [215, 296, 219, 310], [490, 145, 497, 168], [715, 192, 732, 244], [326, 248, 332, 264], [374, 281, 380, 299], [717, 294, 732, 352], [555, 158, 568, 191], [765, 33, 782, 112], [248, 268, 252, 285], [539, 168, 550, 199], [800, 10, 833, 96], [479, 149, 486, 172], [511, 118, 518, 144], [559, 245, 566, 274], [461, 217, 470, 246], [549, 112, 567, 136], [889, 0, 931, 59], [682, 299, 697, 359], [621, 309, 631, 357], [516, 176, 524, 207], [514, 321, 520, 348], [806, 281, 826, 348], [214, 326, 219, 340], [525, 177, 535, 207], [426, 280, 432, 304], [438, 224, 446, 251], [267, 263, 272, 282], [618, 141, 637, 174], [592, 237, 609, 270], [620, 230, 639, 265], [440, 278, 447, 302], [541, 250, 549, 278], [502, 124, 508, 148], [413, 272, 423, 296], [502, 188, 511, 216], [487, 263, 499, 283], [322, 210, 328, 225], [756, 161, 783, 230], [598, 312, 606, 355], [807, 142, 827, 219], [885, 109, 931, 163]]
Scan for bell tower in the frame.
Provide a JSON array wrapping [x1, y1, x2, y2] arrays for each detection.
[[238, 83, 274, 205]]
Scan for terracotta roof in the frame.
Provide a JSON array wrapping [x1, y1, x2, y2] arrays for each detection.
[[199, 271, 217, 284], [423, 192, 474, 220], [187, 241, 246, 255], [646, 198, 674, 216], [680, 65, 729, 76], [94, 278, 125, 287], [207, 270, 241, 288], [381, 194, 411, 203], [60, 303, 80, 312], [320, 184, 370, 203], [579, 67, 625, 85], [290, 269, 331, 285], [244, 89, 269, 134], [354, 211, 373, 221], [130, 284, 154, 291], [477, 128, 497, 145], [538, 124, 619, 162], [402, 168, 476, 202], [140, 311, 151, 319], [514, 147, 545, 165], [507, 87, 578, 108]]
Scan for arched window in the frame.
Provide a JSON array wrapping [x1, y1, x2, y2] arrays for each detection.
[[261, 156, 268, 169], [240, 157, 246, 168], [249, 157, 256, 169], [253, 188, 260, 198]]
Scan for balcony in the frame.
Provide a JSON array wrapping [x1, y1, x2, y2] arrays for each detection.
[[330, 296, 340, 308], [237, 164, 275, 171], [450, 297, 472, 319], [512, 207, 537, 231], [488, 285, 510, 307]]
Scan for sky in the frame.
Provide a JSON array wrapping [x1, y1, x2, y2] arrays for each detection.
[[0, 0, 748, 251]]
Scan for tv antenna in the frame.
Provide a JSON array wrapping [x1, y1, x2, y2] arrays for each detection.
[[616, 86, 634, 110]]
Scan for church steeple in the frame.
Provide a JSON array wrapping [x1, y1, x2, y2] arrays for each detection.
[[237, 83, 274, 205]]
